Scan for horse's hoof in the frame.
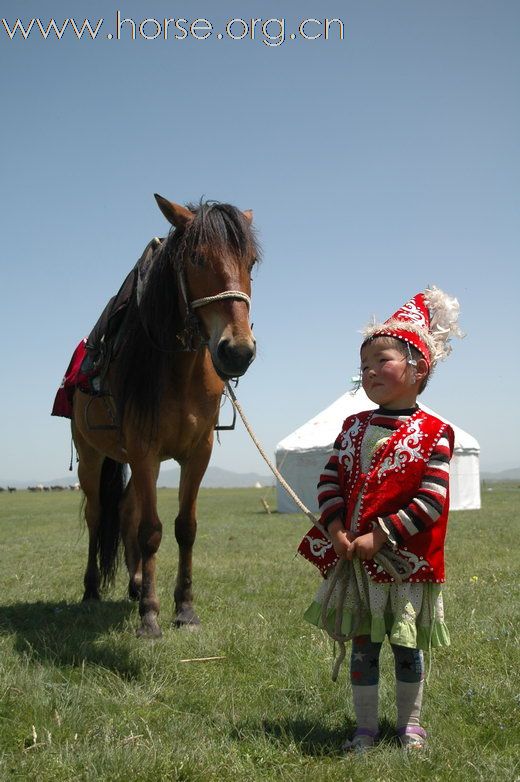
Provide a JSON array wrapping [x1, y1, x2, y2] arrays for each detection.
[[82, 589, 100, 602], [136, 616, 162, 639], [174, 609, 201, 630]]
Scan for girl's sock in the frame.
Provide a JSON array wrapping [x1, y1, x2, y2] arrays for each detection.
[[350, 636, 382, 732], [396, 679, 424, 729], [391, 644, 425, 729], [351, 684, 379, 733]]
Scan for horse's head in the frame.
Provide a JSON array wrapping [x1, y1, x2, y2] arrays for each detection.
[[155, 195, 259, 380]]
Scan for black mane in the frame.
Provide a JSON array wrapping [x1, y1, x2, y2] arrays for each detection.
[[167, 200, 259, 269], [113, 201, 259, 437]]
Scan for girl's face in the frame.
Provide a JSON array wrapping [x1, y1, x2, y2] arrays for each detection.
[[360, 339, 420, 409]]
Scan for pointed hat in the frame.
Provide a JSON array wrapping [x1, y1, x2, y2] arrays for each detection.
[[362, 285, 463, 368]]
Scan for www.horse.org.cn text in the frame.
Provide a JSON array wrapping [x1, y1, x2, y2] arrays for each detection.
[[2, 14, 345, 47]]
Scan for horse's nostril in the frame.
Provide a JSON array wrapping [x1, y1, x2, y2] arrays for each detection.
[[217, 339, 255, 376]]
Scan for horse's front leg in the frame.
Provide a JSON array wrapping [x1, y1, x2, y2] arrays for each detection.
[[132, 463, 162, 638], [174, 440, 212, 628]]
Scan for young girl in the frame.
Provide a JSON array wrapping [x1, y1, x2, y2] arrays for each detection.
[[298, 286, 462, 752]]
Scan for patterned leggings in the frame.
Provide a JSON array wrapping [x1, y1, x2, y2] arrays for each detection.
[[350, 635, 424, 685]]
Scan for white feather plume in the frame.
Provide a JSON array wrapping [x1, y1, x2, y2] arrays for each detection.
[[424, 285, 464, 363]]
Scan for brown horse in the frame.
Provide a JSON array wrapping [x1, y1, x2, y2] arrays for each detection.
[[71, 195, 259, 637]]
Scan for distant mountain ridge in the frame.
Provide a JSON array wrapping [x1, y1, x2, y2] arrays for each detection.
[[158, 466, 274, 488], [480, 467, 520, 481], [1, 466, 275, 490], [3, 466, 519, 489]]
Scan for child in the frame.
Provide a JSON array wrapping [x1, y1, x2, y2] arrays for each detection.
[[298, 286, 462, 752]]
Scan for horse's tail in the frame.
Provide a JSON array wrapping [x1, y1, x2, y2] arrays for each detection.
[[97, 457, 127, 589]]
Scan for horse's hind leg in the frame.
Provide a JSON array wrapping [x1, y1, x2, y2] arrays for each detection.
[[132, 462, 163, 638], [120, 477, 142, 601], [75, 433, 104, 601]]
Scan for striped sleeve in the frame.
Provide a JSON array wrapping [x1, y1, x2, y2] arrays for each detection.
[[379, 433, 452, 544], [317, 431, 345, 527]]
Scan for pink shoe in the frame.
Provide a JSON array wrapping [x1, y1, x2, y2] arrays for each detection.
[[397, 725, 427, 750]]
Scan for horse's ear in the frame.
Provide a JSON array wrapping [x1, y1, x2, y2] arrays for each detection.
[[154, 194, 194, 228], [242, 209, 253, 224]]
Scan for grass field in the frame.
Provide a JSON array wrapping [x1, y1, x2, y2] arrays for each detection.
[[0, 485, 518, 781]]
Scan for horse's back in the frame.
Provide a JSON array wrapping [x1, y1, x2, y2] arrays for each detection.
[[73, 349, 223, 468]]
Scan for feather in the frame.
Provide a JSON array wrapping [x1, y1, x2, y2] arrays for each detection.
[[424, 285, 464, 363]]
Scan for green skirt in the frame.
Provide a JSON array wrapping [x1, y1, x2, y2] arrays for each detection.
[[304, 558, 450, 650]]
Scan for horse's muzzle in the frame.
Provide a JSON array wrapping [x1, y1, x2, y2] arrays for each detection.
[[214, 338, 256, 379]]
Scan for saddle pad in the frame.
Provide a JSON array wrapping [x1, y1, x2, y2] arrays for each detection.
[[51, 339, 96, 419]]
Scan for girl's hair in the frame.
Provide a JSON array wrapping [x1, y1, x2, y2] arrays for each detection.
[[361, 335, 431, 394]]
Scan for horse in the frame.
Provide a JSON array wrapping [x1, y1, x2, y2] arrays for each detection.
[[71, 195, 259, 637]]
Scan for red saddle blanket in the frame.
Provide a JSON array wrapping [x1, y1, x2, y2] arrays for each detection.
[[51, 339, 95, 419]]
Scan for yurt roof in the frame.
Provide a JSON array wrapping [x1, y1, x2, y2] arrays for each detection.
[[276, 388, 479, 455]]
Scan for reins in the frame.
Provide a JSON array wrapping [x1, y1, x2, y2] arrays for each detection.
[[224, 381, 413, 680]]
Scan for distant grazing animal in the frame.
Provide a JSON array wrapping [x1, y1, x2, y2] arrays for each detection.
[[61, 196, 259, 638]]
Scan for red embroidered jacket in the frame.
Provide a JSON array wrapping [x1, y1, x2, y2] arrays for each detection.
[[297, 409, 454, 583]]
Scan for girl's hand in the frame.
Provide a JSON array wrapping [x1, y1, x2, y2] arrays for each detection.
[[327, 517, 355, 559], [352, 526, 388, 561]]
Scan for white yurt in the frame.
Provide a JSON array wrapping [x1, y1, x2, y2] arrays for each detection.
[[275, 388, 480, 514]]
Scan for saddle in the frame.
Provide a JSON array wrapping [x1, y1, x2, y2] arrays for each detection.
[[84, 237, 163, 379], [51, 238, 162, 419]]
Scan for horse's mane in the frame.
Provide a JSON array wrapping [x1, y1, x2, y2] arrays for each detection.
[[113, 201, 259, 438]]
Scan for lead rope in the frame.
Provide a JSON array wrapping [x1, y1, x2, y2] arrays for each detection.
[[321, 559, 356, 681], [224, 382, 412, 680]]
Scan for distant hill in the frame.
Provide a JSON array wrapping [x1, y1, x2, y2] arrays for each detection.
[[1, 466, 275, 490], [481, 467, 520, 482], [4, 466, 519, 490], [158, 466, 274, 489]]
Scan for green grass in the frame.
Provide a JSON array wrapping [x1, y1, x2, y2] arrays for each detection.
[[0, 486, 519, 781]]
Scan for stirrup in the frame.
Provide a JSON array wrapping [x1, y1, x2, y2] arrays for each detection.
[[342, 727, 379, 753], [397, 725, 427, 750]]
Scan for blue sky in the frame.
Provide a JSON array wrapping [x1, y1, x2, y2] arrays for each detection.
[[1, 0, 518, 482]]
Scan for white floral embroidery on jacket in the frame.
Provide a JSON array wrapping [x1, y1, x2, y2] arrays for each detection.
[[338, 416, 361, 472], [304, 536, 332, 559], [376, 417, 427, 482]]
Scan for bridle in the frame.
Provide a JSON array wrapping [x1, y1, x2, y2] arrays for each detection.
[[175, 260, 253, 432], [176, 266, 251, 352], [177, 268, 251, 313], [138, 238, 252, 354]]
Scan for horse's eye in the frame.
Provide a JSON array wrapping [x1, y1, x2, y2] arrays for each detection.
[[193, 253, 205, 268]]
